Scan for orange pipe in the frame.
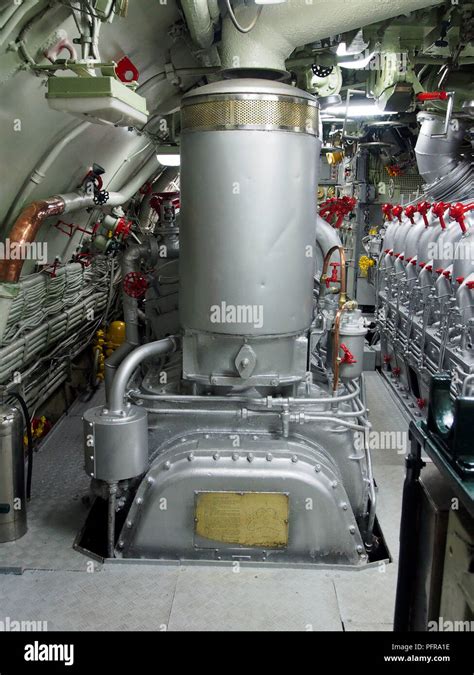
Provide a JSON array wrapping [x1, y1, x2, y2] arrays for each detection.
[[320, 245, 347, 307], [0, 197, 65, 283]]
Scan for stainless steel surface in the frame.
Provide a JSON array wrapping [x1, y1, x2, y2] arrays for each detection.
[[107, 337, 178, 413], [180, 130, 319, 336], [0, 403, 27, 543], [179, 79, 320, 386], [83, 404, 148, 482], [117, 434, 366, 565], [0, 373, 403, 630]]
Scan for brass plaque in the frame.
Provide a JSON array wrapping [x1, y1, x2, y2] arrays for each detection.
[[195, 492, 289, 548]]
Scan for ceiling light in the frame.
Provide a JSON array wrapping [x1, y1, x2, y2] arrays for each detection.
[[339, 51, 375, 70], [157, 146, 180, 167], [324, 102, 396, 118]]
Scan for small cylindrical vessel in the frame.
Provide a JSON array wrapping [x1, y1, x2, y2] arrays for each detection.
[[0, 403, 27, 542]]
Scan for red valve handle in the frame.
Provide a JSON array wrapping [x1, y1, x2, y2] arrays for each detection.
[[123, 271, 149, 299], [150, 191, 181, 218], [417, 201, 431, 227], [432, 202, 450, 229], [405, 205, 417, 224], [417, 91, 449, 102], [339, 343, 357, 366], [449, 202, 474, 234], [382, 203, 393, 221], [392, 205, 404, 222], [115, 217, 132, 239], [325, 262, 340, 288]]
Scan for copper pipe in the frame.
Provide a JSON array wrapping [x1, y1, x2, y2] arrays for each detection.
[[332, 300, 357, 393], [0, 196, 65, 283], [320, 245, 347, 307]]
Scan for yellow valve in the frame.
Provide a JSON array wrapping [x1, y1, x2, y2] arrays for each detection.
[[327, 151, 344, 165], [105, 321, 125, 355], [92, 322, 126, 381], [359, 255, 375, 277], [369, 227, 378, 236]]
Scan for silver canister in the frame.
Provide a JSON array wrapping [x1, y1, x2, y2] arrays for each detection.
[[179, 79, 321, 385], [0, 403, 27, 542]]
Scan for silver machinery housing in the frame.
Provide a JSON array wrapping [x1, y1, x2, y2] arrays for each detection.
[[180, 79, 320, 386], [85, 79, 376, 566]]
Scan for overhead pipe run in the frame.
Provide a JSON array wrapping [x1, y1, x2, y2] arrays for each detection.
[[180, 0, 215, 49], [218, 0, 443, 72], [0, 155, 160, 283]]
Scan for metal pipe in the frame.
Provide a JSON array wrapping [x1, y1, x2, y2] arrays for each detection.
[[220, 0, 442, 72], [130, 383, 361, 407], [181, 0, 215, 49], [320, 245, 347, 307], [0, 197, 66, 282], [143, 406, 368, 430], [104, 341, 137, 400], [108, 337, 179, 414], [462, 374, 474, 396], [3, 121, 90, 230], [121, 241, 157, 344], [107, 481, 118, 558], [0, 155, 160, 283]]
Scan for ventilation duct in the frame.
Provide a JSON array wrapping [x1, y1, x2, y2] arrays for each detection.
[[415, 112, 473, 202]]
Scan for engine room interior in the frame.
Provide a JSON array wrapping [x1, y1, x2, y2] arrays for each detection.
[[0, 0, 473, 640]]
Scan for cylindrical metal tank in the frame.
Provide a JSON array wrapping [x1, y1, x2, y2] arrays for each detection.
[[0, 403, 27, 542], [179, 79, 321, 385]]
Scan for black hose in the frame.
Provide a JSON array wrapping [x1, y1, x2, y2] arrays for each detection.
[[10, 392, 33, 501]]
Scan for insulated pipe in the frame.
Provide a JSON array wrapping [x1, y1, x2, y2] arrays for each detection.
[[0, 197, 66, 283], [219, 0, 443, 72], [3, 120, 90, 230], [107, 337, 179, 414], [181, 0, 214, 49], [0, 155, 160, 283], [415, 113, 469, 186]]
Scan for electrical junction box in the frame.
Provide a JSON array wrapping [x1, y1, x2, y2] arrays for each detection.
[[46, 76, 149, 127]]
